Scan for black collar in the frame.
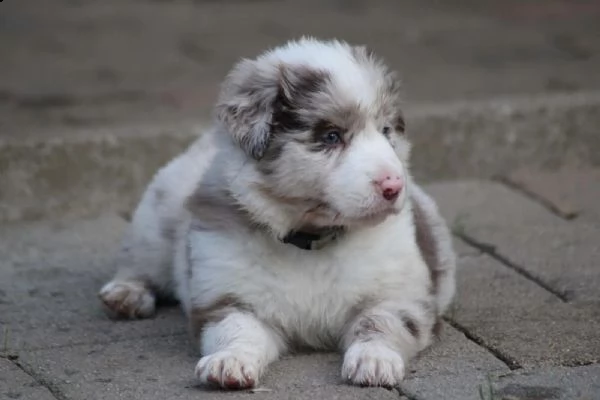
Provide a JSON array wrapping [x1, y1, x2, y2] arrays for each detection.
[[282, 227, 344, 250]]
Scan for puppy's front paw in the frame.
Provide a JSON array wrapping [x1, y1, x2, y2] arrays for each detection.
[[99, 280, 155, 319], [342, 341, 405, 388], [195, 351, 260, 390]]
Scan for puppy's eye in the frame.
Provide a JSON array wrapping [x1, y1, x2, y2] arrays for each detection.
[[322, 130, 342, 145], [382, 126, 392, 136]]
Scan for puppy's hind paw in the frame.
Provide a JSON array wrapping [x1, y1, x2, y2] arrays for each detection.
[[99, 280, 156, 319], [195, 351, 260, 390], [342, 341, 405, 388]]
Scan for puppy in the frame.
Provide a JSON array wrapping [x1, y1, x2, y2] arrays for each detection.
[[99, 37, 456, 389]]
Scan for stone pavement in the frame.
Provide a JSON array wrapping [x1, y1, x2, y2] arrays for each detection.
[[1, 168, 599, 400]]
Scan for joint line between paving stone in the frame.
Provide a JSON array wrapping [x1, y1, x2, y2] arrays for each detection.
[[443, 318, 522, 370], [9, 357, 68, 400], [454, 232, 570, 302], [495, 177, 579, 220]]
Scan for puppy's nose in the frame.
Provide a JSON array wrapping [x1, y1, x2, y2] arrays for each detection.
[[375, 175, 403, 201]]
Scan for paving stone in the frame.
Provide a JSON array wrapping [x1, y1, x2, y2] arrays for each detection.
[[494, 364, 600, 400], [16, 323, 508, 400], [18, 336, 399, 400], [452, 251, 600, 368], [424, 181, 562, 229], [3, 186, 600, 398], [0, 358, 56, 400], [4, 215, 507, 399], [505, 167, 600, 221], [401, 323, 508, 400], [453, 237, 481, 258], [0, 216, 187, 351], [424, 180, 600, 302], [470, 223, 600, 302]]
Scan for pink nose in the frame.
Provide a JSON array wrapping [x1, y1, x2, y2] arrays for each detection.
[[375, 175, 403, 201]]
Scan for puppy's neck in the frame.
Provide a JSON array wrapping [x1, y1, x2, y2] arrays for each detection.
[[228, 171, 341, 242], [230, 183, 311, 240]]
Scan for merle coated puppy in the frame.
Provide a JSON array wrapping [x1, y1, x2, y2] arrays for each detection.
[[99, 37, 456, 389]]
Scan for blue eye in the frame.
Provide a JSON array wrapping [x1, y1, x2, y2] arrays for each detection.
[[322, 130, 342, 145]]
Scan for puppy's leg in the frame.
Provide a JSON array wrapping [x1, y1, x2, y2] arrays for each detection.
[[99, 196, 180, 319], [341, 299, 434, 388], [98, 278, 156, 319], [195, 312, 283, 389], [98, 231, 169, 319]]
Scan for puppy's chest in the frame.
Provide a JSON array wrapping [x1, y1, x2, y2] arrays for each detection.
[[191, 233, 422, 338], [235, 248, 404, 343]]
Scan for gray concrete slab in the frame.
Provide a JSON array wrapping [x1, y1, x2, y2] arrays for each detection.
[[504, 167, 600, 222], [1, 214, 514, 399], [2, 187, 600, 398], [423, 180, 562, 229], [0, 358, 57, 400], [452, 251, 600, 368], [0, 215, 186, 351], [424, 180, 600, 302], [469, 223, 600, 303], [15, 323, 510, 400], [401, 323, 508, 400], [494, 364, 600, 400], [17, 335, 399, 400], [454, 238, 481, 258], [3, 92, 600, 223], [0, 127, 197, 222]]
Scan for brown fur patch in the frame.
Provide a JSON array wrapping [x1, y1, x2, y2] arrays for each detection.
[[395, 114, 406, 134], [185, 148, 261, 233], [305, 119, 351, 153], [353, 316, 385, 341], [343, 297, 383, 344], [189, 295, 253, 339], [215, 59, 280, 159], [160, 224, 176, 241], [159, 216, 178, 242], [271, 66, 331, 134], [432, 318, 444, 338], [256, 66, 333, 171], [400, 314, 420, 339], [185, 232, 193, 281]]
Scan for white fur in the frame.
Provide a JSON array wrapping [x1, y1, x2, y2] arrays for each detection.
[[99, 280, 155, 319], [195, 313, 282, 387], [342, 340, 406, 386], [261, 39, 380, 106], [99, 37, 456, 390]]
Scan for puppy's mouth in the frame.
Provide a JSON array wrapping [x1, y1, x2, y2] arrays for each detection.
[[302, 202, 399, 229], [350, 207, 399, 226]]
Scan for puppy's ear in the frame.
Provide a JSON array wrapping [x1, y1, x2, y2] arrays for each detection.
[[215, 59, 279, 160], [216, 59, 329, 160]]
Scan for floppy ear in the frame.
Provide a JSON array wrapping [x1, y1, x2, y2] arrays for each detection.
[[215, 59, 279, 160]]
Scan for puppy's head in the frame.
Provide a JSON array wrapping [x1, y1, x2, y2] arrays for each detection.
[[216, 38, 410, 230]]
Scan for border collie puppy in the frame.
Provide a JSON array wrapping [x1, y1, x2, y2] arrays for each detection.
[[99, 37, 456, 389]]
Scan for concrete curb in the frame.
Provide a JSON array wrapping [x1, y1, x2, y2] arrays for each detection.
[[2, 91, 600, 222]]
